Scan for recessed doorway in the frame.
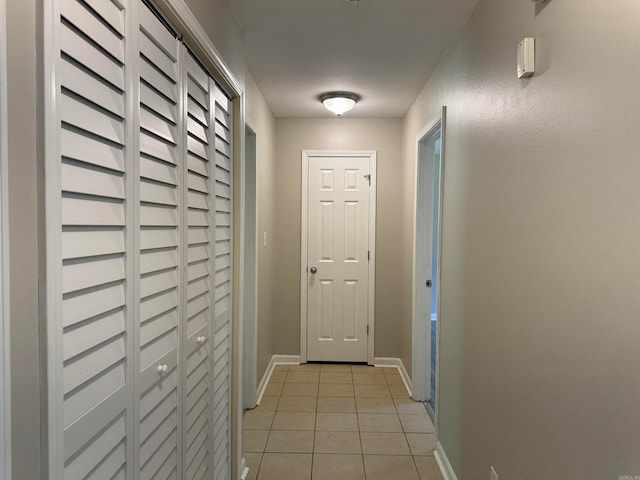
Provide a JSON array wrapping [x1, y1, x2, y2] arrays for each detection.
[[412, 108, 446, 418]]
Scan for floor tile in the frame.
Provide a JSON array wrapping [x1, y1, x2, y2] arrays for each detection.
[[354, 384, 391, 398], [273, 365, 289, 373], [244, 410, 275, 430], [406, 433, 436, 456], [316, 396, 357, 413], [318, 383, 354, 397], [399, 414, 435, 433], [313, 431, 362, 454], [257, 453, 312, 480], [282, 382, 318, 397], [357, 413, 402, 432], [276, 396, 317, 413], [272, 412, 316, 431], [351, 365, 383, 374], [320, 364, 352, 373], [355, 397, 396, 414], [286, 371, 320, 383], [264, 382, 284, 396], [390, 384, 411, 398], [265, 430, 314, 453], [353, 373, 387, 385], [243, 429, 269, 452], [414, 456, 444, 480], [269, 371, 287, 383], [243, 452, 262, 480], [315, 412, 358, 431], [394, 398, 427, 415], [385, 374, 406, 386], [319, 372, 353, 384], [361, 432, 411, 455], [255, 395, 279, 411], [312, 453, 365, 480], [289, 363, 321, 372], [363, 455, 420, 480]]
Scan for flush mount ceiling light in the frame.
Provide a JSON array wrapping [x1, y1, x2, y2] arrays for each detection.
[[319, 92, 361, 117]]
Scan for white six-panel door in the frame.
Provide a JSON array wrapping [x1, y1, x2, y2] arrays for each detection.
[[45, 1, 234, 478], [306, 154, 372, 362]]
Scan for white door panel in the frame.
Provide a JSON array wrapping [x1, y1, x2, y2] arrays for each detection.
[[307, 156, 370, 362]]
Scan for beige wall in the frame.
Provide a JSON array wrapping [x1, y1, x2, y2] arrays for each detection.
[[245, 73, 276, 380], [6, 0, 42, 478], [183, 0, 245, 88], [272, 118, 406, 360], [402, 0, 640, 477]]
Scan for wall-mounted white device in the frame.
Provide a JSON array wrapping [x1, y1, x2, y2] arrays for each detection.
[[517, 37, 535, 78]]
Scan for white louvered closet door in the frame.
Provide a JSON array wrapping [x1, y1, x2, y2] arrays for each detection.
[[137, 4, 182, 480], [182, 51, 215, 480], [212, 83, 233, 480], [53, 0, 131, 478], [48, 1, 236, 479]]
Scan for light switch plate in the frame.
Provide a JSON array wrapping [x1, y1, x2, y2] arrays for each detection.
[[517, 37, 535, 78]]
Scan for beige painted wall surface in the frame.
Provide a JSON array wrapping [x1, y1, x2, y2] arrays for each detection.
[[246, 73, 276, 381], [6, 0, 41, 478], [273, 118, 407, 361], [402, 0, 640, 478], [183, 0, 245, 88]]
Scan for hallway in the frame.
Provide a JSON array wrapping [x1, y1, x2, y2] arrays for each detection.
[[242, 363, 442, 480]]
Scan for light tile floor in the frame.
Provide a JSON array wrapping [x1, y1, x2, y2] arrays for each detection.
[[243, 363, 444, 480]]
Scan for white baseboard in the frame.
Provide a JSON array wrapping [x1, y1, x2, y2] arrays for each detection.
[[256, 355, 301, 405], [373, 357, 412, 397], [273, 354, 302, 365], [434, 441, 458, 480]]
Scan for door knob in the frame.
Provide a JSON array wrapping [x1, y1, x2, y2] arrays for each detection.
[[310, 266, 318, 274], [426, 280, 432, 288], [157, 364, 168, 374], [197, 336, 206, 344]]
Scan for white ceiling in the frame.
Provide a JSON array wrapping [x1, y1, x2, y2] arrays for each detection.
[[229, 0, 480, 118]]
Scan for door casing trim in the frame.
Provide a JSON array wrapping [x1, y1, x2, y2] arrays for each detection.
[[411, 107, 446, 418], [300, 150, 377, 365]]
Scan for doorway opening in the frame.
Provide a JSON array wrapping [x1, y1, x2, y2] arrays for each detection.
[[412, 108, 446, 419], [242, 124, 258, 409]]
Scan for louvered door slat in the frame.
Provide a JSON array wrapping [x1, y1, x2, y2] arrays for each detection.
[[60, 23, 124, 90], [137, 4, 180, 480], [83, 0, 125, 36], [60, 59, 125, 118]]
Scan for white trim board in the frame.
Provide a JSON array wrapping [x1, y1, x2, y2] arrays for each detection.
[[373, 357, 412, 397], [434, 441, 459, 480], [0, 0, 10, 477], [255, 355, 301, 405], [241, 122, 258, 410], [300, 150, 377, 365]]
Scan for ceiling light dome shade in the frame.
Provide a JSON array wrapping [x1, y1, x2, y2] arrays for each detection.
[[320, 92, 361, 116]]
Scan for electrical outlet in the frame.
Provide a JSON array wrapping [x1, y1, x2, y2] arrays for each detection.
[[490, 466, 499, 480]]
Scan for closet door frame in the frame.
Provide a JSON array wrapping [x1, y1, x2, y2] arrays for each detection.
[[0, 0, 10, 478]]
